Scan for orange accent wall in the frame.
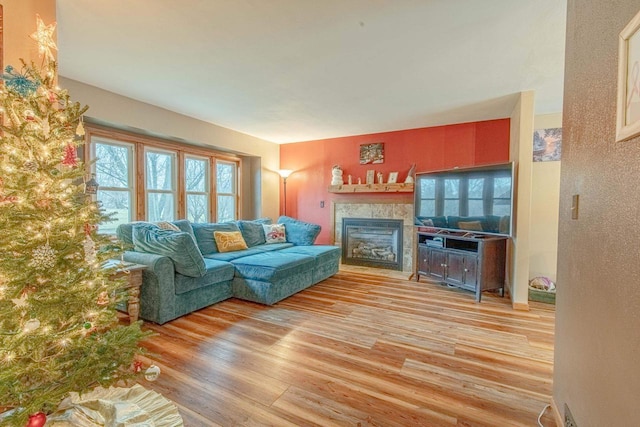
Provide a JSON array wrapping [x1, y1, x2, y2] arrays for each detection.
[[280, 119, 510, 244]]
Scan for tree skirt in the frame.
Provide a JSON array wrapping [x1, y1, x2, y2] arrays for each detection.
[[46, 384, 183, 426]]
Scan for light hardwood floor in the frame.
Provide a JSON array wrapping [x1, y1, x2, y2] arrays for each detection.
[[137, 269, 556, 426]]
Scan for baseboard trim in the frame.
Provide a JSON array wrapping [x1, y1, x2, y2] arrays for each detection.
[[513, 301, 530, 311], [551, 397, 563, 427]]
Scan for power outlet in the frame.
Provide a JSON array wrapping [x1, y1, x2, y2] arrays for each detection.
[[564, 403, 577, 427]]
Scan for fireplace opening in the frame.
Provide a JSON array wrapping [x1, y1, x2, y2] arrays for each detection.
[[342, 218, 403, 270]]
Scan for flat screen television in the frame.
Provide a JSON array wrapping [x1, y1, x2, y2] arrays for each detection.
[[414, 162, 514, 236]]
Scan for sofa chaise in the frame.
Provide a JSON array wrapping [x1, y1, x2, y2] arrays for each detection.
[[116, 216, 339, 324]]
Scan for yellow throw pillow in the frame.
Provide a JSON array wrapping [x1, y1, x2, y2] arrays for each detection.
[[458, 221, 483, 231], [213, 231, 248, 253]]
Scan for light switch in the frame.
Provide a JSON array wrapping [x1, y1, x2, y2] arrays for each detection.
[[320, 201, 325, 208], [571, 194, 579, 219]]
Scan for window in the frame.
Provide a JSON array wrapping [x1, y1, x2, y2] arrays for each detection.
[[93, 139, 135, 234], [87, 127, 240, 231], [216, 160, 237, 223], [145, 149, 177, 222], [185, 156, 210, 223], [443, 178, 460, 216], [467, 177, 485, 216], [417, 177, 436, 217], [492, 176, 512, 216]]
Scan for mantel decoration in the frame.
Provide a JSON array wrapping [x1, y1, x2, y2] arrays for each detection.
[[359, 142, 384, 164], [0, 15, 150, 426], [616, 9, 640, 142]]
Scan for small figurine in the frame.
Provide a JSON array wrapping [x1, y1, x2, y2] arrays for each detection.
[[377, 172, 384, 184], [405, 163, 416, 183], [357, 177, 362, 184], [347, 175, 353, 185], [331, 165, 344, 185]]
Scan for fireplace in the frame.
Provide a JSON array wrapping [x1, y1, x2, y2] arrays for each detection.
[[342, 218, 403, 271]]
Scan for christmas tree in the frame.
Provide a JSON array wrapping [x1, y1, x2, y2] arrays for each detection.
[[0, 16, 147, 426]]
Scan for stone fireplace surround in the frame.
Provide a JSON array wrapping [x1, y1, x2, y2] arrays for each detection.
[[331, 200, 414, 273]]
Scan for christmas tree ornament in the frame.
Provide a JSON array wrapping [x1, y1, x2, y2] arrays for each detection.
[[96, 291, 110, 306], [76, 117, 85, 136], [42, 119, 51, 138], [133, 360, 143, 373], [26, 412, 47, 427], [61, 144, 78, 167], [84, 174, 99, 195], [23, 318, 41, 333], [30, 15, 58, 62], [23, 160, 38, 173], [29, 243, 57, 270], [11, 293, 28, 308], [84, 235, 97, 265], [24, 109, 36, 121], [1, 65, 40, 97], [144, 365, 161, 382]]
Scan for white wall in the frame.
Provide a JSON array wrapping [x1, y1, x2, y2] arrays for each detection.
[[529, 113, 562, 282], [58, 78, 281, 220]]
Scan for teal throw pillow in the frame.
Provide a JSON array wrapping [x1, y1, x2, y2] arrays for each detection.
[[237, 218, 272, 247], [277, 216, 321, 246], [132, 224, 206, 277]]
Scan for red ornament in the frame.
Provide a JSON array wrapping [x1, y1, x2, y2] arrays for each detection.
[[26, 412, 46, 427], [61, 144, 78, 167], [133, 360, 143, 373]]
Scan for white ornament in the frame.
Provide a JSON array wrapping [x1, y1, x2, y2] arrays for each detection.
[[84, 235, 96, 265], [30, 243, 57, 270], [144, 365, 161, 381], [12, 293, 28, 308], [23, 318, 41, 333], [331, 165, 344, 185]]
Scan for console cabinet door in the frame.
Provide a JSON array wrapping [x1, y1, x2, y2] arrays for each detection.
[[445, 251, 478, 291], [427, 247, 446, 280], [417, 245, 429, 276]]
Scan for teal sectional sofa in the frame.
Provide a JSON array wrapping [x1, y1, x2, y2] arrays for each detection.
[[116, 216, 339, 324]]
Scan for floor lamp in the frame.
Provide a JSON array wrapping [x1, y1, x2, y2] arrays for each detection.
[[278, 169, 293, 216]]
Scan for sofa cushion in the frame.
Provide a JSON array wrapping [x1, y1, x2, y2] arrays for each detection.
[[279, 245, 340, 268], [277, 216, 321, 246], [174, 258, 235, 295], [230, 252, 315, 282], [132, 224, 206, 277], [263, 224, 286, 244], [191, 222, 240, 254], [237, 218, 272, 247], [254, 242, 294, 252], [204, 247, 266, 262], [214, 231, 248, 252]]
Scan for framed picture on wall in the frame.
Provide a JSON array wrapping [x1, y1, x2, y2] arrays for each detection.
[[533, 128, 562, 161], [387, 172, 399, 183], [616, 9, 640, 142], [359, 143, 384, 164]]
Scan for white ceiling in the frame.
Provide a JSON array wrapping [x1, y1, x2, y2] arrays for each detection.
[[56, 0, 566, 144]]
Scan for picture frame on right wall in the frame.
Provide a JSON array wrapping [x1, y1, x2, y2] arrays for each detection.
[[616, 9, 640, 142]]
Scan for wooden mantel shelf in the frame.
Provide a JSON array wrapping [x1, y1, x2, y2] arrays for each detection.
[[328, 183, 414, 193]]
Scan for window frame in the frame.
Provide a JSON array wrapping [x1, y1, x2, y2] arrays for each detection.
[[184, 154, 211, 223], [144, 147, 178, 222], [85, 125, 241, 231], [91, 137, 136, 234], [215, 159, 239, 223]]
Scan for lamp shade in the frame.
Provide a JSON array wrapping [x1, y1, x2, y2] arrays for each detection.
[[278, 169, 293, 179]]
